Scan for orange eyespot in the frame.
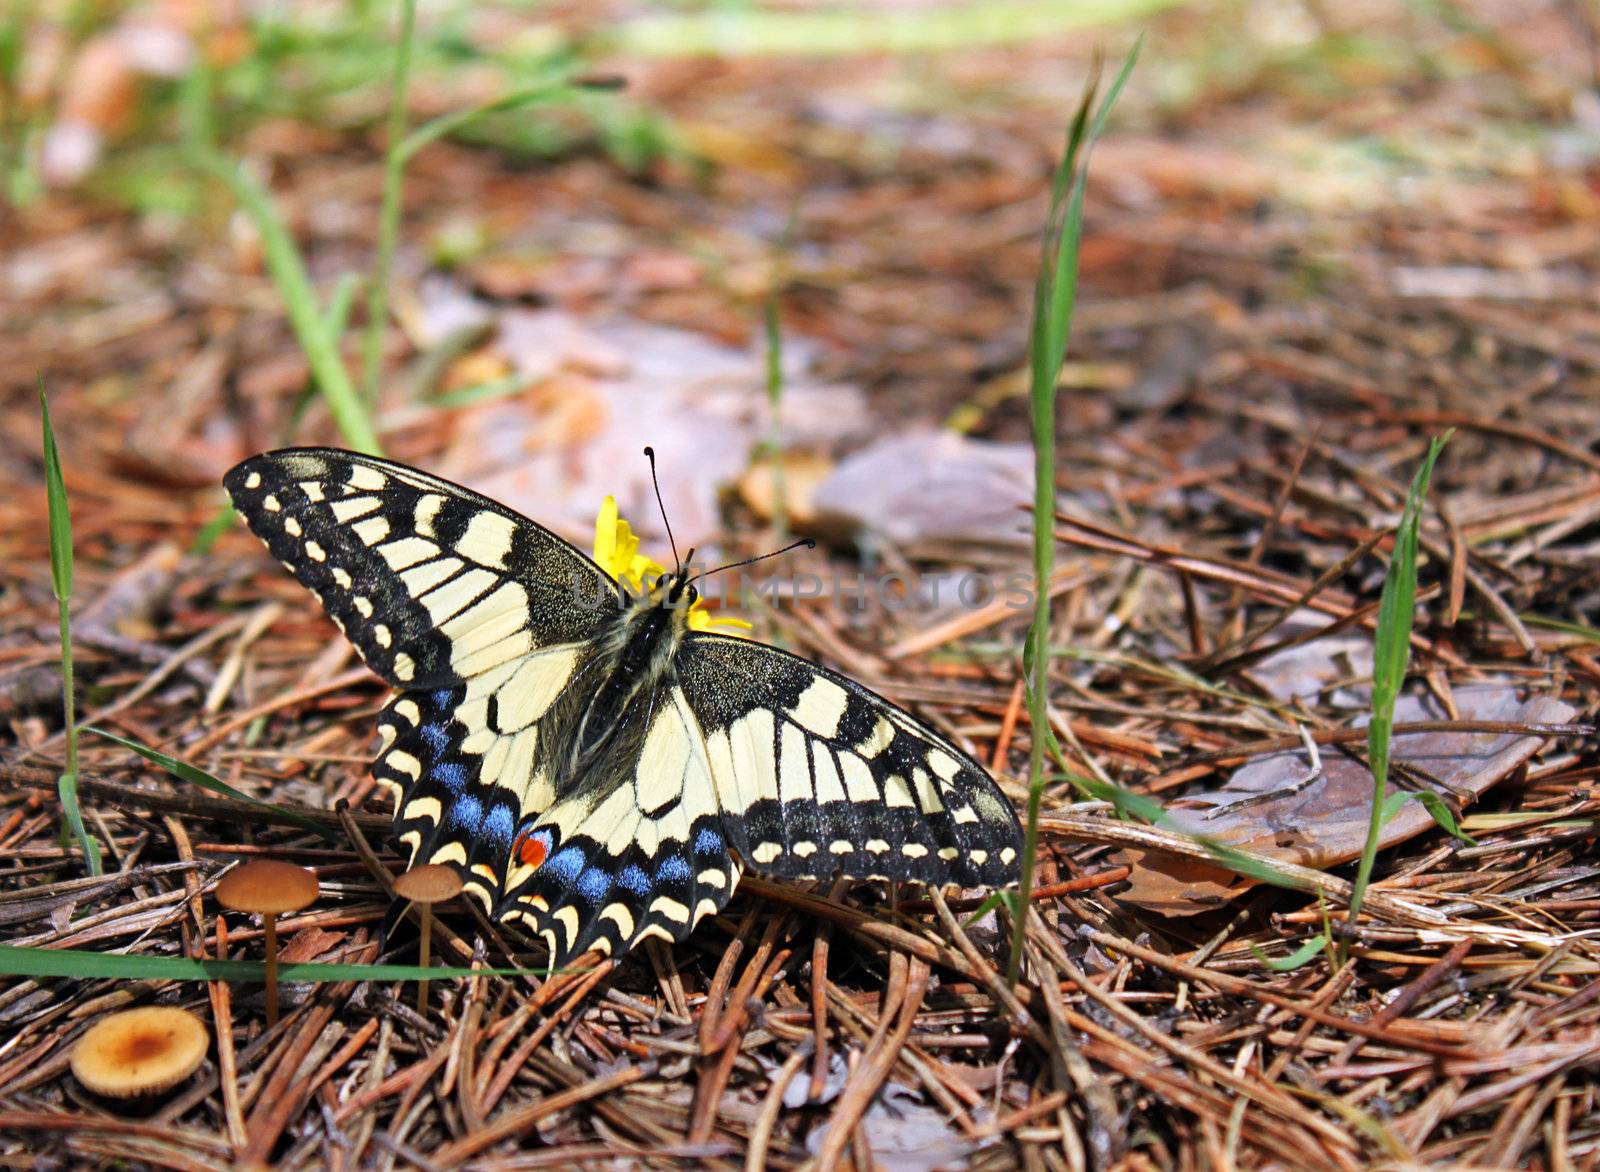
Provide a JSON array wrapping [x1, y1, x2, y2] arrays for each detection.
[[514, 831, 548, 869]]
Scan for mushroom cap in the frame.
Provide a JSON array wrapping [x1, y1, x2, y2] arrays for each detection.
[[71, 1006, 209, 1098], [392, 863, 464, 904], [215, 859, 319, 915]]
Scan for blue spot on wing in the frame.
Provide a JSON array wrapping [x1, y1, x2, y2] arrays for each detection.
[[657, 855, 691, 884], [432, 762, 467, 791], [576, 869, 612, 903], [482, 804, 515, 846], [693, 826, 724, 857], [420, 723, 451, 754], [545, 846, 585, 884], [432, 688, 454, 709], [448, 795, 482, 832], [618, 865, 651, 897]]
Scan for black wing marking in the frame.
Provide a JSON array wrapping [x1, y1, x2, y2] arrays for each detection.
[[495, 687, 740, 966], [224, 448, 619, 689], [678, 634, 1022, 888]]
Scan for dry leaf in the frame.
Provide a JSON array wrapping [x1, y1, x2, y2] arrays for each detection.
[[809, 430, 1033, 548], [1119, 684, 1577, 914]]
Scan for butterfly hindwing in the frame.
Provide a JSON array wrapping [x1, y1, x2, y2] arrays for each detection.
[[678, 634, 1022, 888], [496, 688, 741, 964]]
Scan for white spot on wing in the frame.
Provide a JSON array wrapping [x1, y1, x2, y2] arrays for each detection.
[[858, 717, 894, 758], [458, 510, 517, 569], [377, 536, 441, 571], [330, 495, 381, 524], [649, 896, 690, 924], [778, 722, 812, 803], [840, 753, 879, 803], [347, 464, 388, 491], [352, 516, 390, 546], [882, 774, 916, 808], [791, 676, 849, 739], [414, 493, 445, 537], [402, 557, 465, 599], [402, 795, 439, 821]]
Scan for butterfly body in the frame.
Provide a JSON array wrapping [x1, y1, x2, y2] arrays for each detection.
[[226, 449, 1022, 964]]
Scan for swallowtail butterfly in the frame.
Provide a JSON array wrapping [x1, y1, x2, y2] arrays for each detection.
[[226, 449, 1022, 964]]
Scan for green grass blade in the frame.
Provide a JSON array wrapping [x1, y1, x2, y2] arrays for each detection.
[[1345, 432, 1451, 938], [1249, 933, 1329, 972], [361, 0, 418, 406], [325, 270, 363, 340], [40, 383, 101, 876], [396, 80, 603, 163], [0, 944, 530, 982], [86, 727, 340, 843], [1008, 41, 1140, 985], [763, 289, 789, 537], [41, 388, 71, 603], [188, 150, 382, 455], [190, 500, 237, 556]]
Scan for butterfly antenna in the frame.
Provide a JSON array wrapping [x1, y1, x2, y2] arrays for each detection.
[[642, 446, 682, 573], [690, 537, 815, 585]]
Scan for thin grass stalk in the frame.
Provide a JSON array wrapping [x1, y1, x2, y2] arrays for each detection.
[[360, 0, 417, 406], [1343, 432, 1451, 943], [763, 292, 788, 537], [39, 384, 100, 875], [1007, 44, 1138, 984]]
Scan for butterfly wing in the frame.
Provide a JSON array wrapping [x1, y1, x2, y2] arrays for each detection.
[[679, 633, 1022, 888], [225, 448, 622, 903], [495, 684, 740, 965]]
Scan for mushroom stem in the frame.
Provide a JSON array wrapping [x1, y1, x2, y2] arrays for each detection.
[[263, 913, 280, 1028], [416, 904, 432, 1014]]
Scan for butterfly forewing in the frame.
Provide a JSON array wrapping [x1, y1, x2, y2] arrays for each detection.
[[225, 449, 618, 688]]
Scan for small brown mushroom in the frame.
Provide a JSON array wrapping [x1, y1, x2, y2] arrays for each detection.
[[71, 1006, 209, 1098], [215, 860, 318, 1028], [391, 864, 462, 1013]]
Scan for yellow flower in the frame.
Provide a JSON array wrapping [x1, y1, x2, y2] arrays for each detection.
[[591, 495, 654, 592], [592, 496, 752, 636]]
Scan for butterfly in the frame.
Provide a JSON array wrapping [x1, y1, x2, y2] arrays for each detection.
[[225, 449, 1022, 965]]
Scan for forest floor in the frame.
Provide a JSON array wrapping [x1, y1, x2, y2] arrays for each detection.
[[3, 1, 1600, 1168]]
